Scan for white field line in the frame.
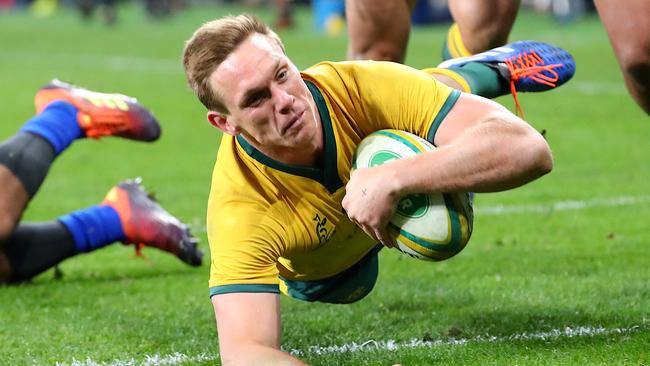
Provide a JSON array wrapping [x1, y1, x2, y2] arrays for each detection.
[[3, 51, 181, 74], [54, 353, 217, 366], [476, 194, 650, 216], [567, 81, 628, 96], [0, 51, 631, 96], [187, 194, 650, 234], [290, 324, 645, 356], [54, 324, 645, 366]]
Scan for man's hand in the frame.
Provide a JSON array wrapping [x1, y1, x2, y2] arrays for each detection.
[[341, 164, 403, 248]]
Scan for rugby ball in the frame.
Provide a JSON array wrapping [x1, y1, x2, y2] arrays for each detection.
[[352, 129, 474, 261]]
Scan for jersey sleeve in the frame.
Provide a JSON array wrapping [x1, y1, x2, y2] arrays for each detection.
[[207, 191, 284, 297]]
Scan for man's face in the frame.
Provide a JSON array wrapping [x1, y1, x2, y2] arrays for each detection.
[[208, 33, 322, 164]]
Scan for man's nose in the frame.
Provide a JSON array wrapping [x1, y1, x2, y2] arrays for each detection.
[[274, 86, 294, 114]]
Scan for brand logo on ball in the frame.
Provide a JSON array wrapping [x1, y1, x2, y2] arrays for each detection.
[[369, 150, 429, 218], [369, 150, 400, 167], [396, 194, 429, 218]]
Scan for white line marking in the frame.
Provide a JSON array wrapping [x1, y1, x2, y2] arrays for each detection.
[[55, 353, 217, 366], [188, 195, 650, 234], [290, 324, 645, 356], [476, 195, 650, 216], [568, 81, 628, 96], [0, 50, 631, 95], [3, 51, 180, 74], [54, 324, 645, 365]]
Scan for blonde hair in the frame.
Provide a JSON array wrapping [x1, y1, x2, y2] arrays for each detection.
[[183, 14, 285, 113]]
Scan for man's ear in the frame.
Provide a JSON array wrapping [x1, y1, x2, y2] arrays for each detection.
[[207, 111, 239, 136]]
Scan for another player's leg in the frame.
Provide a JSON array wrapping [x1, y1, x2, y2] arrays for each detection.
[[1, 214, 115, 283], [0, 81, 164, 282], [0, 135, 53, 242], [1, 178, 202, 283], [0, 80, 161, 240], [99, 0, 118, 25], [443, 0, 520, 60], [594, 0, 650, 115], [0, 100, 83, 244], [274, 0, 294, 30], [346, 0, 417, 62]]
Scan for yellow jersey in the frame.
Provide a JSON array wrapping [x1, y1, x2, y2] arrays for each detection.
[[208, 60, 460, 296]]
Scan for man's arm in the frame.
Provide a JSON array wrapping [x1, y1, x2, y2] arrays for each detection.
[[342, 93, 552, 246], [213, 292, 307, 365]]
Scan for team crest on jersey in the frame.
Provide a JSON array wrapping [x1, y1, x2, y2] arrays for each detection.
[[313, 213, 335, 244]]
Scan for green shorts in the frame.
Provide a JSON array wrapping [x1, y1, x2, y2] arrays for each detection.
[[280, 245, 382, 304]]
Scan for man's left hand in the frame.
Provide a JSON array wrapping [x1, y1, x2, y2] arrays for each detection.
[[342, 164, 402, 248]]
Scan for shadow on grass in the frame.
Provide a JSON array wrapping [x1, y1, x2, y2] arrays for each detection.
[[3, 264, 203, 288]]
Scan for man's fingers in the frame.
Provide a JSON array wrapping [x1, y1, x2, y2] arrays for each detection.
[[348, 214, 396, 248], [374, 227, 395, 248]]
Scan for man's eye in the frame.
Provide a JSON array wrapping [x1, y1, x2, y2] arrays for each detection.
[[278, 70, 288, 80], [247, 91, 270, 107]]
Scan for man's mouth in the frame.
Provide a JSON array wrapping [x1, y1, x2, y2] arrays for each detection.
[[282, 110, 305, 135]]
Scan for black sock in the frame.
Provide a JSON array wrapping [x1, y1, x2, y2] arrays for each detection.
[[2, 221, 76, 282], [0, 132, 55, 198]]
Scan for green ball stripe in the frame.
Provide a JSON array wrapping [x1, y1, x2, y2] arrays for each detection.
[[389, 193, 467, 259], [374, 130, 426, 154]]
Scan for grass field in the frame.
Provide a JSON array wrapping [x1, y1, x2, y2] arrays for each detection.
[[0, 3, 649, 365]]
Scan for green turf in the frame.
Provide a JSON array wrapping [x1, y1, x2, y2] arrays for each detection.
[[0, 4, 648, 365]]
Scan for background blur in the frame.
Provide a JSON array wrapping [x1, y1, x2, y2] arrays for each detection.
[[0, 0, 599, 30]]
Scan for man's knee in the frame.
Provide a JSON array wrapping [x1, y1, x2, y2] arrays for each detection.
[[0, 213, 17, 283], [348, 29, 408, 62], [0, 249, 13, 283], [348, 26, 407, 61], [359, 42, 405, 62], [0, 214, 19, 241], [618, 50, 650, 86]]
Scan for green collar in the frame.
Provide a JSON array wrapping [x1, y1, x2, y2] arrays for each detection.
[[235, 80, 343, 193]]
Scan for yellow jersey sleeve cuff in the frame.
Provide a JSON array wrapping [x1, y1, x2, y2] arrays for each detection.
[[427, 89, 462, 144]]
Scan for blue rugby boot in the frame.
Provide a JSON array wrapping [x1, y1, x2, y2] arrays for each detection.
[[439, 40, 575, 92], [438, 40, 575, 115]]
